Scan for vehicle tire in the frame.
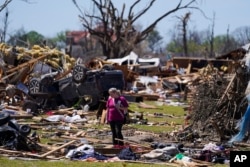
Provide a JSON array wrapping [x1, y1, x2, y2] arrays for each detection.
[[72, 64, 87, 83], [19, 124, 31, 136], [29, 78, 41, 94], [0, 112, 11, 126]]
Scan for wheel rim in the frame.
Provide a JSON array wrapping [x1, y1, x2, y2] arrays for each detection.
[[29, 79, 40, 94], [73, 65, 85, 82]]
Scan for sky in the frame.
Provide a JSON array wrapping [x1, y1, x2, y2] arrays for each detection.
[[2, 0, 250, 44]]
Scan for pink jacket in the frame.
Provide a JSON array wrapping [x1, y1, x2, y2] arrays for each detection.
[[106, 96, 128, 123]]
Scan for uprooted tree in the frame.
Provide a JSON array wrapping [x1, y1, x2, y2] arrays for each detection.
[[72, 0, 200, 59]]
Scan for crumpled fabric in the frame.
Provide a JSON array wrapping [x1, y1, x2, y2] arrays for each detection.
[[202, 142, 221, 152], [117, 147, 137, 160], [72, 152, 108, 161], [141, 145, 179, 160], [65, 144, 94, 158]]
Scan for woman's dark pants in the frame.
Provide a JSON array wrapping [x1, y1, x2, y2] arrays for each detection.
[[110, 121, 124, 145]]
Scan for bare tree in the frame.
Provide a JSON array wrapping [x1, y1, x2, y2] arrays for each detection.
[[176, 12, 191, 57], [233, 26, 250, 46], [0, 0, 11, 43], [208, 12, 215, 58], [73, 0, 199, 59], [0, 0, 34, 43], [147, 29, 163, 53], [1, 9, 8, 42]]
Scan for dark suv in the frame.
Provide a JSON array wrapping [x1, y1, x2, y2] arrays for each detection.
[[27, 64, 125, 111]]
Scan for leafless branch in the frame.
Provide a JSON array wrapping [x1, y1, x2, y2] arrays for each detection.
[[140, 0, 198, 39], [73, 0, 203, 58], [0, 0, 12, 13], [71, 0, 84, 16], [131, 0, 156, 24], [0, 0, 36, 13]]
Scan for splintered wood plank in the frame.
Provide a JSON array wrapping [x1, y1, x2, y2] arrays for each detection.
[[7, 54, 49, 74], [100, 109, 107, 124], [39, 140, 76, 158], [216, 73, 236, 107]]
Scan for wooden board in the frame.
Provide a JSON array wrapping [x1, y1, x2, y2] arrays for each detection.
[[100, 109, 107, 124]]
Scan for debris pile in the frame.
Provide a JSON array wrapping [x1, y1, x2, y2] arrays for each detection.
[[0, 43, 126, 113], [178, 53, 250, 144], [1, 42, 250, 166]]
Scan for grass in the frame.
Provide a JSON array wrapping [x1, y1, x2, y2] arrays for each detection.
[[0, 157, 175, 167], [0, 100, 229, 167], [129, 101, 185, 117], [0, 157, 229, 167], [129, 124, 173, 134], [128, 101, 186, 133]]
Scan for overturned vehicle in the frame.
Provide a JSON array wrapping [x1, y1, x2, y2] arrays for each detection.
[[0, 43, 125, 113], [25, 63, 125, 113]]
